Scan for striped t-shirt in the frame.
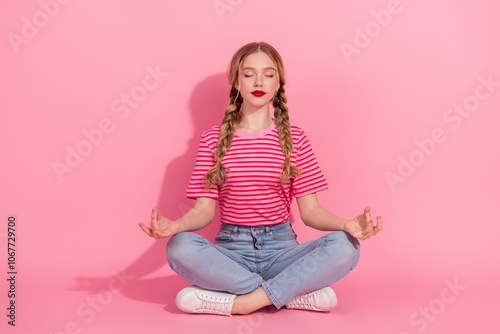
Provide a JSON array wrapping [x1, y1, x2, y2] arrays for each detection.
[[186, 119, 328, 226]]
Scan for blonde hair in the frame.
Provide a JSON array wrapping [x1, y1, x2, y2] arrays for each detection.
[[203, 42, 302, 188]]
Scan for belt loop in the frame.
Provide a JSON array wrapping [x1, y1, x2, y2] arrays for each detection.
[[232, 225, 238, 234], [265, 226, 270, 233]]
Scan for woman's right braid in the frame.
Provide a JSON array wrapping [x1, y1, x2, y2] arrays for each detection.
[[203, 87, 242, 188]]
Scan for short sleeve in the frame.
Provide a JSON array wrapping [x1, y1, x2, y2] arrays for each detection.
[[291, 130, 328, 197], [186, 136, 219, 200]]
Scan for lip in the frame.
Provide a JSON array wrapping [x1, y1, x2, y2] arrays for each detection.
[[251, 90, 266, 97]]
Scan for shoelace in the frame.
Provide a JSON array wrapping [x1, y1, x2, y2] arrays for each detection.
[[287, 291, 320, 310], [198, 293, 233, 315]]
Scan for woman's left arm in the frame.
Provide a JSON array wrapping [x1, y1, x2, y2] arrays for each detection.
[[296, 193, 383, 240]]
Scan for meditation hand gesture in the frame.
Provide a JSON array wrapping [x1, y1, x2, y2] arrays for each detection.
[[343, 207, 383, 240], [138, 207, 180, 239]]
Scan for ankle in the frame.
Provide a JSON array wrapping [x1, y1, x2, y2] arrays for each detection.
[[232, 295, 257, 314], [231, 296, 248, 315], [232, 288, 272, 315]]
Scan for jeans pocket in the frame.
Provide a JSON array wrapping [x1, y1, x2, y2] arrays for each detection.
[[269, 228, 297, 241], [214, 231, 233, 243]]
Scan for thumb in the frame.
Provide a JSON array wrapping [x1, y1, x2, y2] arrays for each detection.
[[138, 222, 153, 237]]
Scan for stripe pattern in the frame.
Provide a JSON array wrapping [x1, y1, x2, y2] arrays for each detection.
[[186, 122, 328, 226]]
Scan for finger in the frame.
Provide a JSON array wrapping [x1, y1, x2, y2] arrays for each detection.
[[368, 217, 382, 238], [364, 207, 372, 223], [365, 224, 374, 237], [361, 229, 374, 240], [374, 216, 383, 233], [153, 208, 164, 239], [151, 207, 159, 230], [138, 222, 153, 237]]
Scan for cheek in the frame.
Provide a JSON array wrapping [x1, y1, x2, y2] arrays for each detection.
[[270, 78, 279, 90], [240, 78, 253, 90]]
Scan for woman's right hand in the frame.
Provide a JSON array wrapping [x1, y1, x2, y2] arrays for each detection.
[[138, 207, 181, 239]]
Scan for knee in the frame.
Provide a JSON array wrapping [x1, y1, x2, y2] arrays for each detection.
[[326, 231, 360, 269], [166, 232, 199, 264]]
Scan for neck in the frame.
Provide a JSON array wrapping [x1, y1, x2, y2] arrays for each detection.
[[237, 103, 273, 132]]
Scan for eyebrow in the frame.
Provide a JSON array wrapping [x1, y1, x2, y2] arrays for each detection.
[[242, 67, 277, 71]]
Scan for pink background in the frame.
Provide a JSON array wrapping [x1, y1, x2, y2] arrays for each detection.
[[1, 0, 499, 333]]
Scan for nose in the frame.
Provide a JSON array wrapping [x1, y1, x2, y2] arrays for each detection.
[[254, 74, 263, 87]]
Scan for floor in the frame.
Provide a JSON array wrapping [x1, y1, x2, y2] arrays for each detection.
[[6, 254, 497, 334]]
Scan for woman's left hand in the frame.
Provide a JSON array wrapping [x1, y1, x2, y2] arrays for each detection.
[[343, 207, 383, 240]]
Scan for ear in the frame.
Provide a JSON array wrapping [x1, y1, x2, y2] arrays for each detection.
[[235, 80, 239, 90]]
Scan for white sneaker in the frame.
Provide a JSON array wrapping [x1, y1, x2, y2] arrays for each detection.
[[285, 287, 337, 312], [175, 286, 236, 316]]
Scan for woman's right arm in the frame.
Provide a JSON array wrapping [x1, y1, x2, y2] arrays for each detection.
[[174, 197, 217, 233], [138, 197, 217, 239]]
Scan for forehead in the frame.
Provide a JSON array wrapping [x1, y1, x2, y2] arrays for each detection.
[[241, 51, 276, 70]]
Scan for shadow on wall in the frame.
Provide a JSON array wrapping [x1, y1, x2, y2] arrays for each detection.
[[68, 73, 232, 309]]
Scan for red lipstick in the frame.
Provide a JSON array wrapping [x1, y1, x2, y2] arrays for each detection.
[[251, 90, 266, 97]]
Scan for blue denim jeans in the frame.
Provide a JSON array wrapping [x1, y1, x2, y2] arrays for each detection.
[[166, 220, 360, 309]]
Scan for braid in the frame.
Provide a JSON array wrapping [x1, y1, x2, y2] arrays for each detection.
[[203, 87, 242, 188], [273, 87, 302, 185]]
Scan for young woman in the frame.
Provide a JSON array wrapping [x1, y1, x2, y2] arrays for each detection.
[[138, 42, 383, 316]]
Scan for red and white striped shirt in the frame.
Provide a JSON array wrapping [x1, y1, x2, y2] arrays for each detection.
[[186, 119, 328, 226]]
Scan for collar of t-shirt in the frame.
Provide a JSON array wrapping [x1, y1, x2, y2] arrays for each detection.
[[234, 119, 276, 139]]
